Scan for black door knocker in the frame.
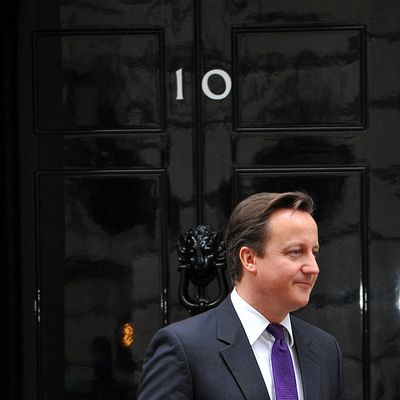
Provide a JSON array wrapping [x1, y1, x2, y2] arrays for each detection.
[[177, 225, 229, 315]]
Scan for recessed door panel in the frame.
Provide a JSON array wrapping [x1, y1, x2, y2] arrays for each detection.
[[34, 31, 165, 132], [233, 26, 366, 130], [37, 172, 166, 398], [234, 167, 368, 399]]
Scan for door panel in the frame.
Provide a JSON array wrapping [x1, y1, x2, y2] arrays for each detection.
[[235, 167, 368, 399], [37, 172, 166, 397], [16, 0, 400, 399], [19, 0, 195, 398], [233, 26, 366, 130], [200, 1, 399, 399], [34, 30, 165, 132]]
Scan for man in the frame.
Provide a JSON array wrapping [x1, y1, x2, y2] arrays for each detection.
[[137, 192, 345, 399]]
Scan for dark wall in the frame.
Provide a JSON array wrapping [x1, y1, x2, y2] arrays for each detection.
[[3, 1, 20, 400]]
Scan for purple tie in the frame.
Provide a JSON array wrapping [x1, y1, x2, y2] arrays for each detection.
[[267, 323, 298, 400]]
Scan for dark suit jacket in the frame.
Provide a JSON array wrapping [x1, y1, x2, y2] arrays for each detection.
[[137, 296, 345, 400]]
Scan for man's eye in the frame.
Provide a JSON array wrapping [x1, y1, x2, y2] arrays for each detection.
[[289, 249, 302, 255]]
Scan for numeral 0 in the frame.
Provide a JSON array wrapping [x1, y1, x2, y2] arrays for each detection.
[[176, 68, 232, 100]]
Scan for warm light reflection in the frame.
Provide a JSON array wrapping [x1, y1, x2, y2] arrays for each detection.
[[121, 323, 135, 347]]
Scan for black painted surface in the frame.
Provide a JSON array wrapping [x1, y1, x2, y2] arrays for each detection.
[[34, 31, 164, 132], [37, 173, 166, 397], [13, 0, 400, 399], [234, 26, 366, 130]]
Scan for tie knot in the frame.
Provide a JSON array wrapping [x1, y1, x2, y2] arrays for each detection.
[[267, 323, 285, 341]]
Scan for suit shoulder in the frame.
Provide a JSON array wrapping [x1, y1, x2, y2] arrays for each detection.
[[291, 315, 338, 344], [162, 306, 219, 340]]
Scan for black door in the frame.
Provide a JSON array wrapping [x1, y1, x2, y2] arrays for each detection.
[[11, 1, 400, 399]]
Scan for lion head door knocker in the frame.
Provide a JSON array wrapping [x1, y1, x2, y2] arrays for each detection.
[[177, 225, 229, 315]]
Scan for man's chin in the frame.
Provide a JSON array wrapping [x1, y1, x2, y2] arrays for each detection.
[[289, 297, 311, 312]]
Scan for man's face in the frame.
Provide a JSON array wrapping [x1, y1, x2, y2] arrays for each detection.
[[252, 208, 320, 319]]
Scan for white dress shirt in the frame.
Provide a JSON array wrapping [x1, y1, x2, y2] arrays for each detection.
[[230, 288, 304, 400]]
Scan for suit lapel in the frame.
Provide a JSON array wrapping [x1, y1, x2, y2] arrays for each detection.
[[292, 317, 321, 400], [216, 297, 270, 400]]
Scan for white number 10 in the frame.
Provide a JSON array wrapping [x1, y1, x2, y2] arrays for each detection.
[[175, 68, 232, 101]]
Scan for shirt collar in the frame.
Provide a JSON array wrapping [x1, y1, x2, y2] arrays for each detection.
[[230, 287, 295, 347]]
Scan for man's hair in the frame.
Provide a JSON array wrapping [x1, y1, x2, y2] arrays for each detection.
[[224, 191, 315, 284]]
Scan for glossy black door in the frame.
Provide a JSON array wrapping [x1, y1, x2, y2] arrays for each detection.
[[199, 3, 399, 398], [18, 1, 196, 398], [15, 1, 400, 399]]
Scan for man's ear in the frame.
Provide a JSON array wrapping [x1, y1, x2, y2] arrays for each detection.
[[239, 246, 257, 274]]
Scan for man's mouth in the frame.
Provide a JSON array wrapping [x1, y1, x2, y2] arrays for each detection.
[[294, 281, 312, 286]]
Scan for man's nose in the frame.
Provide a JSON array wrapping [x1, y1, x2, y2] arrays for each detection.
[[302, 253, 320, 275]]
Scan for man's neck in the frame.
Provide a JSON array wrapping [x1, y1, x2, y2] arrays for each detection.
[[235, 284, 288, 323]]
